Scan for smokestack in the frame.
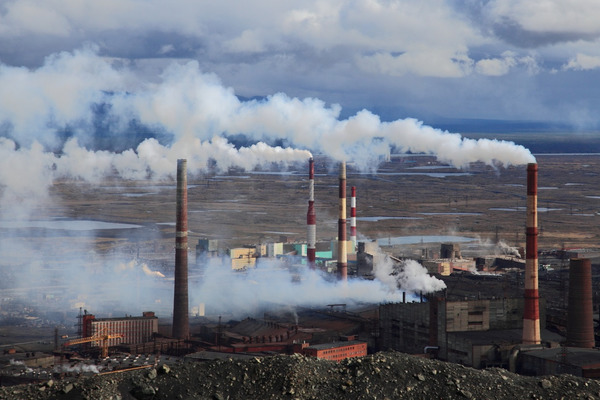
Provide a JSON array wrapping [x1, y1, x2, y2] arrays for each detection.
[[350, 186, 357, 251], [307, 157, 316, 269], [172, 159, 189, 340], [523, 163, 541, 345], [338, 161, 348, 281], [567, 258, 594, 348]]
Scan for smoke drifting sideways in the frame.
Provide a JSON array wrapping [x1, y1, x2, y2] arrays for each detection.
[[191, 246, 445, 319], [0, 47, 536, 218], [0, 47, 534, 182], [0, 46, 528, 320]]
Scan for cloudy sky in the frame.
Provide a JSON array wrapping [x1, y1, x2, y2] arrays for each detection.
[[1, 0, 599, 131]]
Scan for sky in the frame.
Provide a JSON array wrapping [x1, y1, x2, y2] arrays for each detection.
[[0, 0, 599, 131], [0, 0, 563, 317]]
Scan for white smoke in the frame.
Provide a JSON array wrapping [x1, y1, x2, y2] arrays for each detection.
[[0, 46, 528, 321], [372, 246, 446, 293], [0, 47, 533, 192], [393, 260, 447, 293], [191, 252, 445, 318], [54, 363, 102, 374], [116, 260, 166, 278]]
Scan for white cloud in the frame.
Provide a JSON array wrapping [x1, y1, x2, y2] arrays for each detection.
[[488, 0, 600, 35], [356, 50, 474, 78], [0, 1, 597, 125], [223, 29, 269, 54], [474, 51, 541, 76], [0, 1, 72, 36], [563, 53, 600, 71]]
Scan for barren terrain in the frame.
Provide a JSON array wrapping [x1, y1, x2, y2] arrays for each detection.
[[30, 153, 600, 255]]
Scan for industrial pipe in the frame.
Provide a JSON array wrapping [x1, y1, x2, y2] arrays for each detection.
[[307, 157, 316, 269], [350, 186, 357, 251], [337, 161, 347, 281], [522, 163, 541, 345], [172, 159, 190, 340]]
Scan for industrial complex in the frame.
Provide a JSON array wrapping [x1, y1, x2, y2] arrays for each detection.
[[2, 154, 600, 386]]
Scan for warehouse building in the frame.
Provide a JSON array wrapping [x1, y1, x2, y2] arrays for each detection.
[[82, 311, 158, 348]]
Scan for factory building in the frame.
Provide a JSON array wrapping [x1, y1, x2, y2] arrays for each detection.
[[196, 238, 220, 259], [228, 247, 258, 270], [379, 296, 553, 368], [357, 241, 377, 277], [422, 259, 476, 276], [301, 337, 367, 362], [519, 347, 600, 378], [82, 312, 158, 348]]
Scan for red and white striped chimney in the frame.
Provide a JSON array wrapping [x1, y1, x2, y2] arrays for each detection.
[[172, 159, 190, 340], [523, 163, 541, 345], [307, 157, 316, 269], [338, 161, 348, 281], [350, 186, 357, 251]]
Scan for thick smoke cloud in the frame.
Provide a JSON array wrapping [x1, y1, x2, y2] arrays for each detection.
[[191, 253, 445, 318], [0, 47, 526, 320], [0, 47, 534, 192]]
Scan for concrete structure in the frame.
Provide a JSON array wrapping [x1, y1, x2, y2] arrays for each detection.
[[331, 240, 355, 259], [267, 242, 284, 258], [228, 247, 257, 270], [196, 238, 219, 258], [337, 161, 347, 281], [307, 157, 317, 269], [422, 259, 476, 276], [567, 258, 594, 348], [350, 186, 357, 251], [441, 243, 461, 259], [357, 241, 378, 276], [380, 296, 551, 368], [173, 159, 190, 340], [523, 163, 541, 345], [82, 312, 158, 348], [520, 347, 600, 378], [302, 340, 367, 362]]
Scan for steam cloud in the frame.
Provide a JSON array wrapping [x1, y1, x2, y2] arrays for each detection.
[[0, 46, 526, 322], [0, 47, 534, 192], [191, 251, 445, 318]]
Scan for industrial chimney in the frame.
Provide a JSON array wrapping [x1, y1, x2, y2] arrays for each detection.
[[307, 157, 316, 269], [567, 258, 594, 348], [338, 161, 348, 281], [522, 163, 541, 345], [172, 159, 190, 340], [350, 186, 357, 251]]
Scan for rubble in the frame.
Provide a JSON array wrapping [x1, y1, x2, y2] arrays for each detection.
[[2, 351, 600, 399]]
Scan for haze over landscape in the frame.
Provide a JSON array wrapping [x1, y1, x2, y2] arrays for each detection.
[[0, 0, 598, 316]]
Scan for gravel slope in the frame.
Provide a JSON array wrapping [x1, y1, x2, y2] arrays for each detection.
[[2, 351, 600, 400]]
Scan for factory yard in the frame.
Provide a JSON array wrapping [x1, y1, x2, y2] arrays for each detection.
[[2, 351, 600, 400], [2, 152, 600, 396]]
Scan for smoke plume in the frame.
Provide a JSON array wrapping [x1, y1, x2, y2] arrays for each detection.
[[0, 47, 533, 191], [189, 247, 446, 319], [0, 46, 528, 322]]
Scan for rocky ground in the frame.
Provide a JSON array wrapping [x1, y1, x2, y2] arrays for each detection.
[[2, 352, 600, 400]]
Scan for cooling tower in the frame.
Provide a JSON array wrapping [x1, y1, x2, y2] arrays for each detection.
[[172, 159, 190, 340], [338, 161, 348, 281], [522, 163, 541, 345], [307, 157, 316, 269], [567, 258, 594, 348], [350, 186, 357, 251]]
